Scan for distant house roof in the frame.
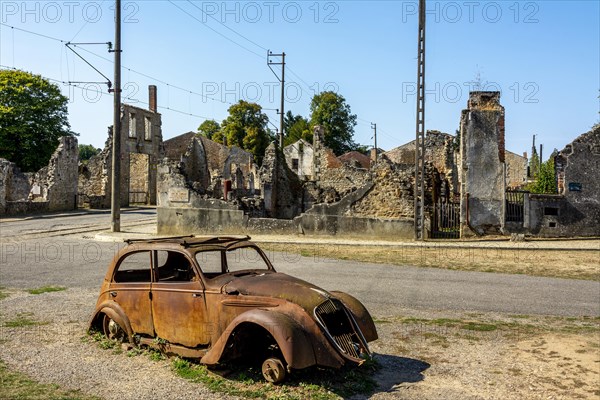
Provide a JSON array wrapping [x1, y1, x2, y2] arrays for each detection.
[[338, 151, 371, 169]]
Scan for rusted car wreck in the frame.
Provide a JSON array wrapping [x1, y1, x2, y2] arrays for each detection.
[[89, 236, 378, 382]]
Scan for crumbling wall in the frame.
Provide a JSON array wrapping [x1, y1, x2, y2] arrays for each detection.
[[0, 136, 78, 215], [258, 142, 302, 219], [32, 136, 79, 211], [383, 130, 459, 197], [549, 126, 600, 236], [350, 160, 415, 218], [78, 130, 111, 208], [505, 150, 528, 189], [459, 91, 506, 236]]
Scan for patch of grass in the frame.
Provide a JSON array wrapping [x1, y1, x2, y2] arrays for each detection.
[[172, 356, 380, 400], [461, 322, 498, 332], [0, 360, 100, 400], [259, 242, 600, 281], [27, 286, 67, 295], [3, 312, 48, 328], [0, 286, 8, 300]]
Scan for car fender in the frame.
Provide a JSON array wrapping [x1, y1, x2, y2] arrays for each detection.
[[201, 308, 317, 369], [329, 291, 378, 342], [88, 300, 135, 342]]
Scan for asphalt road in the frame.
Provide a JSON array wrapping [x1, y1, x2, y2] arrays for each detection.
[[0, 210, 598, 318]]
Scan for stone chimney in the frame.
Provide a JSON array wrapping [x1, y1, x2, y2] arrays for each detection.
[[149, 85, 157, 113]]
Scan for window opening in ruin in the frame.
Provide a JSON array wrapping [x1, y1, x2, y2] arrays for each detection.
[[129, 153, 149, 205], [292, 158, 299, 170], [129, 113, 136, 138], [144, 117, 152, 141], [544, 207, 559, 216], [549, 222, 557, 228]]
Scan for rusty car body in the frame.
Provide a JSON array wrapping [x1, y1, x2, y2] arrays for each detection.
[[89, 235, 378, 382]]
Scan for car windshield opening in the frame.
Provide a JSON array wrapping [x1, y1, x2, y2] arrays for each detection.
[[195, 246, 270, 276]]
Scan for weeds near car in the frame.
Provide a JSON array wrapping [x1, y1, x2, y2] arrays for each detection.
[[172, 356, 380, 400], [27, 286, 67, 295]]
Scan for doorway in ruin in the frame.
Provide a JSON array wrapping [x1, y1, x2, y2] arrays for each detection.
[[129, 153, 150, 205]]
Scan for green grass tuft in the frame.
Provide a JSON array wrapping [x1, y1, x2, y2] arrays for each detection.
[[27, 286, 67, 295]]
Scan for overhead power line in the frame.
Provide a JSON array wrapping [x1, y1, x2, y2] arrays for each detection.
[[0, 22, 232, 106], [0, 64, 214, 121]]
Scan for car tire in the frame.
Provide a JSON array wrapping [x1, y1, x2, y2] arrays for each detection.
[[262, 357, 286, 384], [102, 314, 126, 342]]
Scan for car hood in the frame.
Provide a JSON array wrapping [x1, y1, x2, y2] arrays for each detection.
[[223, 272, 332, 311]]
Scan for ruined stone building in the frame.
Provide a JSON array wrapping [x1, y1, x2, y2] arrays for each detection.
[[459, 91, 507, 236], [78, 86, 163, 208], [526, 126, 600, 237], [283, 139, 314, 180], [0, 136, 78, 215]]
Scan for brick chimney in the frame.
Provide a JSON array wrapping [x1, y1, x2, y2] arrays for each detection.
[[148, 85, 157, 113]]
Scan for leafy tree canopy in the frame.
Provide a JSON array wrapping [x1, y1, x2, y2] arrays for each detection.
[[309, 91, 358, 155], [197, 119, 221, 140], [0, 69, 74, 172], [527, 156, 557, 194], [283, 111, 311, 146], [220, 100, 272, 164], [78, 144, 100, 162]]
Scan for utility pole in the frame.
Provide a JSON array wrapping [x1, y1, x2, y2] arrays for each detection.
[[110, 0, 122, 232], [267, 51, 285, 148], [414, 0, 426, 240], [371, 123, 377, 163]]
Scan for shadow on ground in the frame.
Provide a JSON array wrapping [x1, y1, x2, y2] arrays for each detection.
[[369, 353, 430, 396]]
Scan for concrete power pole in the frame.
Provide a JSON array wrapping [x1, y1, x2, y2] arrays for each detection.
[[110, 0, 122, 232], [414, 0, 426, 240], [267, 51, 285, 149], [371, 123, 377, 163]]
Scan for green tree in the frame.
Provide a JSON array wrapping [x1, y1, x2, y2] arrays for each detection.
[[220, 100, 272, 164], [527, 157, 557, 194], [0, 69, 74, 171], [78, 144, 100, 162], [197, 119, 220, 140], [309, 91, 357, 155], [283, 111, 311, 146]]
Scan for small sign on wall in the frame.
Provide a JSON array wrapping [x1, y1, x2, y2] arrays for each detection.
[[32, 185, 41, 195], [568, 182, 582, 192], [168, 188, 189, 203]]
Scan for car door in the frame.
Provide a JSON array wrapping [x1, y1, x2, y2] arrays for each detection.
[[109, 250, 154, 336], [150, 250, 210, 347]]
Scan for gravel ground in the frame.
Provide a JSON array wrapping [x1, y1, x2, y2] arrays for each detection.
[[0, 289, 228, 400], [1, 288, 598, 400]]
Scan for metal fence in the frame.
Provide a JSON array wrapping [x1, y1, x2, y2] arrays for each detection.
[[430, 201, 460, 239], [505, 190, 527, 223]]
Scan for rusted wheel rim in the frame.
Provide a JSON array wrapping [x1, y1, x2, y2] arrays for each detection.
[[102, 314, 125, 341], [262, 357, 286, 384]]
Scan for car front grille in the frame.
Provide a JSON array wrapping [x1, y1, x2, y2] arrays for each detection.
[[314, 299, 361, 359]]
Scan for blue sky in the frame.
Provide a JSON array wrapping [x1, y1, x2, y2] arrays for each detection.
[[1, 1, 598, 158]]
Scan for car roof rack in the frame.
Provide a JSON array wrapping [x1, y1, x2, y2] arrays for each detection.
[[124, 235, 195, 245], [182, 235, 251, 248], [124, 235, 252, 248]]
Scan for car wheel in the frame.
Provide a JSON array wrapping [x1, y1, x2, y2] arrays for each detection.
[[102, 314, 126, 342], [261, 357, 286, 384]]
